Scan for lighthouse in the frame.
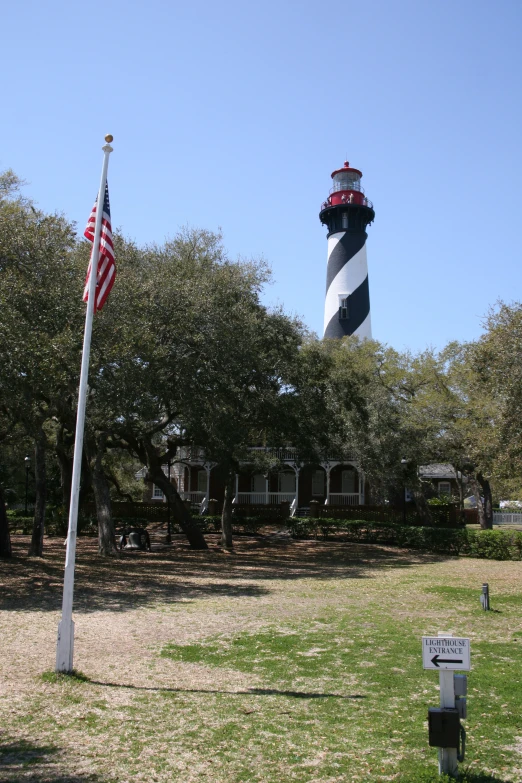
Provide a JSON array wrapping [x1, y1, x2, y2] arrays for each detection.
[[320, 161, 375, 340]]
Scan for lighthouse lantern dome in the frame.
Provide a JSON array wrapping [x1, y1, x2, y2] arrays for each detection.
[[331, 161, 363, 193]]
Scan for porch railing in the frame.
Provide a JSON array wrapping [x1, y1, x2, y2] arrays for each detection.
[[245, 447, 356, 463], [327, 493, 361, 506], [246, 447, 300, 461], [233, 492, 296, 505], [179, 491, 205, 504], [176, 447, 206, 462]]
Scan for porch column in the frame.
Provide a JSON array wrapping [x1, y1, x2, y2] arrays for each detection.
[[235, 473, 239, 502], [265, 475, 269, 506], [326, 466, 331, 505], [294, 467, 300, 509], [359, 471, 365, 505], [205, 465, 211, 500]]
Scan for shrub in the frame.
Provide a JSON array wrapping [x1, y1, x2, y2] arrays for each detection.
[[193, 516, 271, 535], [113, 517, 150, 530], [317, 503, 461, 528], [45, 504, 68, 537], [194, 516, 221, 533], [286, 518, 521, 561], [7, 516, 33, 534], [77, 514, 97, 536], [465, 529, 520, 560], [6, 508, 33, 518]]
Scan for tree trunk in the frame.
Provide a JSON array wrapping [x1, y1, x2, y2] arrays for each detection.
[[55, 426, 73, 510], [78, 451, 93, 509], [148, 464, 208, 550], [469, 477, 488, 529], [0, 483, 12, 558], [454, 468, 465, 525], [92, 462, 117, 557], [84, 433, 118, 557], [477, 472, 494, 530], [221, 464, 235, 550], [413, 487, 433, 526], [28, 427, 47, 556]]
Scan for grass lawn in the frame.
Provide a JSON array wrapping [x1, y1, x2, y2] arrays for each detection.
[[0, 534, 521, 782]]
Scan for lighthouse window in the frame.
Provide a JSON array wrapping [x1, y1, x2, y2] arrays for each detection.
[[342, 212, 349, 229], [339, 298, 349, 320], [332, 173, 361, 192]]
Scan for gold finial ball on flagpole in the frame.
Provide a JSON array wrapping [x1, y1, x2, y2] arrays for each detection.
[[105, 134, 114, 143]]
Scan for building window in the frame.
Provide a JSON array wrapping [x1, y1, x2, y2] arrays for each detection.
[[438, 481, 451, 497], [197, 470, 207, 494], [152, 484, 164, 500], [278, 471, 295, 493], [341, 469, 356, 494], [252, 473, 266, 492], [312, 470, 324, 496]]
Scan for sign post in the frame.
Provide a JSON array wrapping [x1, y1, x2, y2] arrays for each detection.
[[423, 633, 470, 777]]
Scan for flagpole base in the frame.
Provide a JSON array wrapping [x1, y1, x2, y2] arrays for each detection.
[[56, 619, 75, 673]]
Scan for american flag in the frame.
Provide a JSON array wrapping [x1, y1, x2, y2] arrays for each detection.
[[83, 181, 115, 311]]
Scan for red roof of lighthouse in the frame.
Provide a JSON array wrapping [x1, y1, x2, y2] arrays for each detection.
[[331, 161, 363, 179]]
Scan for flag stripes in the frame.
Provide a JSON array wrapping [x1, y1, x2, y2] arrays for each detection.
[[83, 182, 115, 311]]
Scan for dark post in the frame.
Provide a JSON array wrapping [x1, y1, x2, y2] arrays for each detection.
[[24, 456, 30, 515], [309, 500, 319, 518], [166, 458, 172, 544], [481, 583, 490, 611], [401, 458, 408, 524]]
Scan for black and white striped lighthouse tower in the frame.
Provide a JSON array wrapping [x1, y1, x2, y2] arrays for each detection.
[[320, 161, 375, 339]]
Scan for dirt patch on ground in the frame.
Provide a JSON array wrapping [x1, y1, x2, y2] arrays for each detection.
[[0, 535, 447, 692], [1, 535, 519, 682]]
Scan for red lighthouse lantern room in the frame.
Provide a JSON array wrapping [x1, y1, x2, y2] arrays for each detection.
[[328, 161, 366, 207]]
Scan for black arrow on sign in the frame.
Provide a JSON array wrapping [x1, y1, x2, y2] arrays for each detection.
[[431, 654, 463, 667]]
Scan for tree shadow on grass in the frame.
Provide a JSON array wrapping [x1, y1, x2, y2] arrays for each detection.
[[0, 778, 103, 783], [462, 777, 517, 783], [1, 534, 455, 615], [0, 739, 58, 769], [77, 676, 366, 701], [0, 735, 104, 782], [407, 774, 515, 783]]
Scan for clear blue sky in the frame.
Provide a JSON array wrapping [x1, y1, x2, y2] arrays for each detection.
[[2, 0, 521, 352]]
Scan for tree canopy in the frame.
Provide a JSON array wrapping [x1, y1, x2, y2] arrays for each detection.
[[1, 168, 521, 557]]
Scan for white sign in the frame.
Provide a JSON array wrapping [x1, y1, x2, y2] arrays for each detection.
[[422, 636, 471, 670]]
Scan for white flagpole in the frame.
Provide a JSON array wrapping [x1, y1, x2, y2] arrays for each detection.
[[56, 135, 114, 672]]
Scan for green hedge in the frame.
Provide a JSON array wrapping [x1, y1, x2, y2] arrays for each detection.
[[317, 504, 462, 527], [7, 516, 34, 534], [194, 516, 268, 535], [188, 516, 522, 560], [286, 517, 522, 560], [8, 512, 520, 560]]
